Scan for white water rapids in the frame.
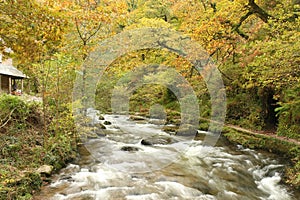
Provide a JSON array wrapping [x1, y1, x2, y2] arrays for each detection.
[[34, 111, 298, 200]]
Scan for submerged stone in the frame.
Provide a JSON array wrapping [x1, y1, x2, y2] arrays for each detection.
[[121, 146, 140, 152]]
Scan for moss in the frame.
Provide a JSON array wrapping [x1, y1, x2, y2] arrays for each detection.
[[198, 122, 209, 131]]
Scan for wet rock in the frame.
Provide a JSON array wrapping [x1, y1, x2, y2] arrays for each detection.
[[162, 126, 178, 134], [61, 164, 80, 175], [129, 115, 147, 121], [141, 136, 177, 146], [176, 124, 198, 136], [95, 131, 106, 137], [98, 115, 105, 120], [104, 121, 112, 125], [121, 146, 140, 152], [87, 133, 98, 139], [37, 165, 53, 176], [167, 118, 181, 126], [77, 144, 91, 156], [95, 123, 106, 129], [60, 175, 73, 181], [141, 139, 152, 146], [149, 119, 166, 125]]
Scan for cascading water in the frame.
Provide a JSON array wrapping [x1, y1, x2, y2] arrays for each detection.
[[34, 110, 298, 200]]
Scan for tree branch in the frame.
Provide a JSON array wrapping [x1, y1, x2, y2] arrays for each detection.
[[75, 17, 87, 46], [230, 0, 272, 39], [157, 41, 187, 56], [248, 0, 272, 23], [0, 107, 17, 129], [85, 23, 102, 43], [200, 0, 207, 11], [218, 67, 233, 81], [235, 11, 253, 31]]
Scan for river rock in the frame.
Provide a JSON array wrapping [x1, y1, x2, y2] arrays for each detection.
[[104, 121, 112, 125], [95, 123, 106, 129], [87, 133, 98, 139], [37, 165, 53, 175], [167, 118, 181, 126], [162, 126, 178, 134], [175, 124, 198, 136], [95, 130, 106, 137], [149, 119, 166, 125], [98, 115, 105, 120], [120, 146, 140, 152], [141, 139, 152, 146], [60, 175, 73, 181], [141, 135, 177, 146], [129, 115, 147, 121]]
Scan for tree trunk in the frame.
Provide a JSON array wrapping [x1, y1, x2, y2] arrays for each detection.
[[248, 0, 271, 23]]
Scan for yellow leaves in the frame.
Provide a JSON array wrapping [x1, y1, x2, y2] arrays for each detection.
[[0, 0, 69, 63], [125, 17, 171, 30], [216, 0, 246, 24], [3, 178, 16, 185]]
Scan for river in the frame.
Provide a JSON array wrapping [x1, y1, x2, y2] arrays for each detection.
[[33, 111, 299, 200]]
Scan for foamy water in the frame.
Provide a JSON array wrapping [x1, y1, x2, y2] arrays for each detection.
[[34, 110, 297, 200]]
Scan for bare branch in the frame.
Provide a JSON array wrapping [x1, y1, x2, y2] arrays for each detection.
[[75, 17, 87, 46], [0, 107, 17, 129], [85, 23, 102, 43]]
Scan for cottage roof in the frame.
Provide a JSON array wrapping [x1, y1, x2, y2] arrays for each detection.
[[0, 63, 27, 79]]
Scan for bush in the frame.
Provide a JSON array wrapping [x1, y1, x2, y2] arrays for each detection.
[[276, 87, 300, 140], [0, 94, 77, 199], [0, 94, 29, 129]]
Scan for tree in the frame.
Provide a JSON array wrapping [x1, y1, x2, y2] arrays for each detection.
[[0, 0, 66, 63]]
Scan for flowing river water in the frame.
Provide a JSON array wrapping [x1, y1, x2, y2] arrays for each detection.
[[34, 110, 299, 200]]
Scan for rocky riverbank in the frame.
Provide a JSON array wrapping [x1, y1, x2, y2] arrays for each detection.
[[222, 127, 300, 190], [82, 109, 300, 191]]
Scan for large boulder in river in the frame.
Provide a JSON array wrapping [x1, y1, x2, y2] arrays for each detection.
[[141, 135, 177, 146]]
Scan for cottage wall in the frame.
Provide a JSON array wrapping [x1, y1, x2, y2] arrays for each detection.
[[0, 75, 9, 93]]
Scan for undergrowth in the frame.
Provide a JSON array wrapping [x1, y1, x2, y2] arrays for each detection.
[[0, 94, 77, 200]]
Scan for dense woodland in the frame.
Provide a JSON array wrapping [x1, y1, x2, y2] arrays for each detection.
[[0, 0, 299, 199]]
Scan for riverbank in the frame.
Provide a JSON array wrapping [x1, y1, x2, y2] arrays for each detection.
[[0, 95, 77, 200], [222, 126, 300, 190], [32, 112, 298, 199], [130, 110, 300, 190], [1, 97, 299, 199], [197, 118, 300, 190]]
